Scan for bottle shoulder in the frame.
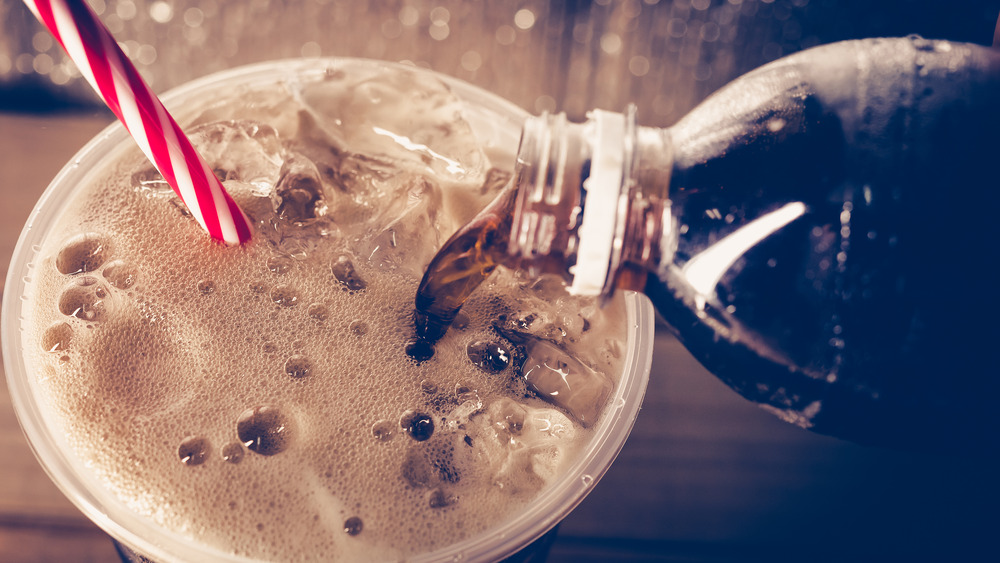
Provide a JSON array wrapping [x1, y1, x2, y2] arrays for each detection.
[[643, 38, 1000, 452]]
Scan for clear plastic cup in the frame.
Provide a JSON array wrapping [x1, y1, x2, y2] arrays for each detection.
[[2, 58, 655, 562]]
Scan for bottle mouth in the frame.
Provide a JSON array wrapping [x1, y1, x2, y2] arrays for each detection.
[[508, 108, 637, 298], [507, 111, 579, 280]]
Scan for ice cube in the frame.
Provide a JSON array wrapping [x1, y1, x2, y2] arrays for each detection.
[[183, 82, 303, 140], [289, 108, 348, 187], [522, 341, 612, 427], [298, 65, 488, 184], [187, 120, 284, 187], [273, 152, 327, 224], [497, 326, 612, 427], [331, 255, 367, 291], [363, 175, 443, 275], [472, 400, 577, 491]]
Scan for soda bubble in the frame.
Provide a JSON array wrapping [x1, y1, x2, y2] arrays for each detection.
[[307, 303, 330, 321], [400, 410, 434, 442], [274, 152, 326, 224], [431, 446, 461, 484], [332, 255, 367, 291], [349, 320, 368, 336], [58, 277, 109, 322], [221, 442, 245, 464], [405, 338, 434, 362], [237, 406, 293, 456], [344, 516, 363, 536], [454, 382, 478, 403], [426, 488, 453, 509], [55, 233, 110, 275], [284, 355, 311, 379], [198, 280, 216, 295], [451, 312, 470, 330], [269, 285, 300, 307], [466, 341, 511, 373], [102, 260, 137, 289], [371, 420, 395, 442], [420, 379, 438, 395], [131, 168, 172, 197], [41, 322, 73, 353], [178, 436, 210, 466], [267, 256, 294, 275], [401, 448, 432, 487]]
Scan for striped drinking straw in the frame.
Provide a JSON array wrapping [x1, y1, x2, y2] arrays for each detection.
[[23, 0, 254, 245]]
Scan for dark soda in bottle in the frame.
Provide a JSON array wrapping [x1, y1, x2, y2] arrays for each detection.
[[414, 37, 1000, 452]]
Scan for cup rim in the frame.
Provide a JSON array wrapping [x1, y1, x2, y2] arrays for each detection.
[[2, 57, 655, 562]]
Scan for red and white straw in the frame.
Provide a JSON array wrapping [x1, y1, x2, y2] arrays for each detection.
[[23, 0, 253, 245]]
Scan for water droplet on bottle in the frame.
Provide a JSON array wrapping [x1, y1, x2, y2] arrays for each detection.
[[400, 410, 434, 441], [221, 442, 244, 464], [41, 322, 73, 352], [581, 474, 594, 486], [344, 516, 363, 536], [284, 355, 311, 379], [102, 260, 137, 289], [270, 284, 300, 307], [56, 233, 110, 275], [371, 419, 395, 441], [178, 436, 210, 466], [237, 406, 293, 456]]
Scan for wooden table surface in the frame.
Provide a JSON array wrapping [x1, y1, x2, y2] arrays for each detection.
[[1, 111, 997, 563]]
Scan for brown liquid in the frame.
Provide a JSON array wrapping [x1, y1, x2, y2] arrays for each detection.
[[409, 183, 518, 359], [20, 62, 632, 561]]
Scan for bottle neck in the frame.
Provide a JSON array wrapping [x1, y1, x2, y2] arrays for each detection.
[[507, 107, 674, 298]]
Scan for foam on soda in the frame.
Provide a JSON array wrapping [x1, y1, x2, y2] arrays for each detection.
[[23, 63, 629, 561]]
